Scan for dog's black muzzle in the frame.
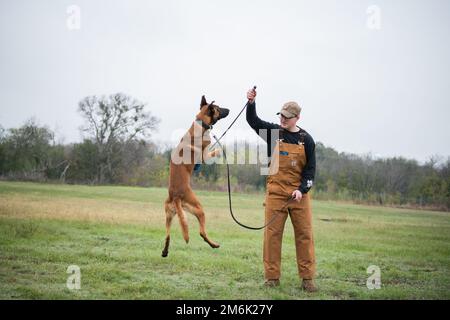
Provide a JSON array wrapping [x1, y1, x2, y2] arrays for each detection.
[[219, 108, 230, 120]]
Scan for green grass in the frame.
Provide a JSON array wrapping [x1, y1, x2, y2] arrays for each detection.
[[0, 181, 449, 299]]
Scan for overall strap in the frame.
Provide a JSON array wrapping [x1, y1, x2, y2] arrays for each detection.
[[279, 128, 284, 142]]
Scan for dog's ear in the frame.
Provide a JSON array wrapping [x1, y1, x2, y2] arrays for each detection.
[[200, 95, 207, 108], [207, 101, 216, 116]]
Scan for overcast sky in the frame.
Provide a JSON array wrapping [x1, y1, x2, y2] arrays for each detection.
[[0, 0, 449, 163]]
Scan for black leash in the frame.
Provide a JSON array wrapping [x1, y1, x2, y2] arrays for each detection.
[[212, 134, 293, 230], [207, 86, 293, 230]]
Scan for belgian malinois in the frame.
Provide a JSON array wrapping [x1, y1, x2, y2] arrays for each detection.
[[162, 95, 229, 257]]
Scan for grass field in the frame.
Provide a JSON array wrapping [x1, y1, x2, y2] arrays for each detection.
[[0, 181, 449, 299]]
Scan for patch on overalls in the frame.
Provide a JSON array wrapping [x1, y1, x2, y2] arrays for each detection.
[[280, 151, 289, 156]]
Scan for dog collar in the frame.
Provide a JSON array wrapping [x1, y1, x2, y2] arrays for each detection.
[[196, 120, 212, 131]]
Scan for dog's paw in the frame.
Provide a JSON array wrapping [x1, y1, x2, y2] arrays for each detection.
[[208, 241, 220, 249], [208, 149, 221, 158]]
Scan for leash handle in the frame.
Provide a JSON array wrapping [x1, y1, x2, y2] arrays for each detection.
[[249, 85, 257, 100]]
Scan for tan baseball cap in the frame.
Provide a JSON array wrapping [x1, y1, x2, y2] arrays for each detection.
[[276, 101, 301, 118]]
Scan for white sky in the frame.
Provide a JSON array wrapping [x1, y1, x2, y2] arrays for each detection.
[[0, 0, 449, 163]]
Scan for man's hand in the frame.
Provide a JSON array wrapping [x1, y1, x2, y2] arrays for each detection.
[[292, 190, 302, 202], [247, 88, 256, 103]]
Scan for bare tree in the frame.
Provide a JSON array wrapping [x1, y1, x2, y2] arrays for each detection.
[[78, 93, 160, 183]]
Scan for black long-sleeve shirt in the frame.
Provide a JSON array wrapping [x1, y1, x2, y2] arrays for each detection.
[[246, 101, 316, 194]]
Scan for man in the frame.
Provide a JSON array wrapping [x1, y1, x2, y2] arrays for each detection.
[[246, 87, 317, 292]]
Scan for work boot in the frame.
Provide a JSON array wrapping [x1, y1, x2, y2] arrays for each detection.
[[264, 279, 280, 287], [301, 279, 318, 293]]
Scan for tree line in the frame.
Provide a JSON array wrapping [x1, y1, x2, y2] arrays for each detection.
[[0, 93, 448, 211]]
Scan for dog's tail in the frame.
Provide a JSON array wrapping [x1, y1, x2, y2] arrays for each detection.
[[173, 198, 189, 243]]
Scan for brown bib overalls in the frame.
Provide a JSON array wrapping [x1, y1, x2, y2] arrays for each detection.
[[264, 138, 316, 280]]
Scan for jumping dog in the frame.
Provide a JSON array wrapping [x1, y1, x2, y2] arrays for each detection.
[[162, 95, 229, 257]]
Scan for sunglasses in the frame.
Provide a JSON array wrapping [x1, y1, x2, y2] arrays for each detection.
[[279, 114, 296, 120]]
